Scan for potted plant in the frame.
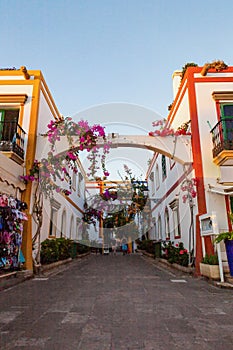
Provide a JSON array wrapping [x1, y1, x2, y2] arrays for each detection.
[[214, 231, 233, 277], [200, 254, 220, 280]]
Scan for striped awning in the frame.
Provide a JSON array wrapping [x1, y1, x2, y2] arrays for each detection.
[[0, 153, 26, 191]]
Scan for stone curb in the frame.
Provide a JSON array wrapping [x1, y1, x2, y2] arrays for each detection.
[[157, 258, 195, 274], [139, 250, 233, 289], [40, 252, 90, 272], [0, 252, 90, 291], [0, 269, 33, 291]]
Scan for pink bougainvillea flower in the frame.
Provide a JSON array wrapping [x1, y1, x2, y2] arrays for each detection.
[[152, 120, 165, 127], [62, 167, 68, 173], [191, 189, 197, 198], [192, 177, 198, 186]]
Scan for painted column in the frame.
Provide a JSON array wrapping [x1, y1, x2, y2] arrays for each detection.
[[187, 69, 214, 274], [22, 76, 41, 271]]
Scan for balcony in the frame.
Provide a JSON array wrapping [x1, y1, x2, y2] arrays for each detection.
[[0, 121, 26, 164], [211, 119, 233, 166]]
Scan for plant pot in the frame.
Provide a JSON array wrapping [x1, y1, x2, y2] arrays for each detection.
[[225, 239, 233, 277], [200, 263, 220, 280]]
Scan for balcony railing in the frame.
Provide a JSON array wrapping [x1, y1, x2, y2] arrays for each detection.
[[0, 121, 26, 159], [211, 118, 233, 158]]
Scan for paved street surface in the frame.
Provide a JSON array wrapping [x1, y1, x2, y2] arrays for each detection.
[[0, 253, 233, 350]]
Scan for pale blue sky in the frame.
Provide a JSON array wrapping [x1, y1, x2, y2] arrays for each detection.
[[1, 0, 233, 178], [1, 0, 232, 119]]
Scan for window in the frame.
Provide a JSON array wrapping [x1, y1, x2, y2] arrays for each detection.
[[155, 164, 160, 189], [70, 215, 74, 239], [161, 155, 167, 180], [151, 219, 156, 240], [61, 210, 67, 238], [153, 222, 157, 240], [221, 104, 233, 117], [149, 171, 154, 181], [49, 199, 61, 237], [169, 199, 181, 238], [165, 208, 170, 240], [157, 215, 162, 240], [76, 217, 82, 240], [0, 109, 19, 142], [230, 197, 233, 214], [220, 103, 233, 142]]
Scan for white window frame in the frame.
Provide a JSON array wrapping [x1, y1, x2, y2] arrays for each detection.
[[49, 198, 61, 238]]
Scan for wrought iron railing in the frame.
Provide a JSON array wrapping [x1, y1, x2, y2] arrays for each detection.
[[0, 121, 26, 159], [211, 118, 233, 158]]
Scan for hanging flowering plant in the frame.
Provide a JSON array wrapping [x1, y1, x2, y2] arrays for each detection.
[[148, 119, 191, 137], [83, 164, 149, 227], [181, 177, 198, 203], [20, 117, 110, 197]]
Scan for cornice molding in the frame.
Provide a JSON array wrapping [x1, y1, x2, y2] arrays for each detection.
[[212, 91, 233, 101], [0, 94, 28, 104]]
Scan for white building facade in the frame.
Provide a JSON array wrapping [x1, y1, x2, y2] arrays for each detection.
[[0, 67, 86, 271], [147, 62, 233, 272]]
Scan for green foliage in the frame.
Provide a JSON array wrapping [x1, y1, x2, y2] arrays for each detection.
[[214, 213, 233, 243], [40, 238, 85, 264], [202, 254, 219, 265], [214, 231, 233, 244], [181, 62, 198, 80], [136, 239, 155, 254], [162, 241, 189, 267], [75, 241, 91, 254]]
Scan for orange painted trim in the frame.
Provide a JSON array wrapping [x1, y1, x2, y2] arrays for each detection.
[[167, 66, 233, 126], [0, 80, 34, 85], [166, 67, 202, 125], [0, 70, 24, 76], [40, 85, 60, 121], [213, 150, 233, 166], [0, 94, 28, 104], [169, 159, 176, 170], [187, 70, 206, 214], [187, 69, 214, 266], [40, 80, 60, 120], [21, 78, 41, 271], [167, 80, 188, 126], [146, 153, 159, 179], [151, 163, 193, 212], [215, 101, 221, 122], [18, 104, 24, 126], [195, 77, 233, 83]]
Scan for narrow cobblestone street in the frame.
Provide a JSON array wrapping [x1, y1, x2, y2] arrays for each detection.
[[1, 253, 233, 350]]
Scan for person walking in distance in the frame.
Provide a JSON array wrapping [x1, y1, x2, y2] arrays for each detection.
[[122, 238, 128, 256]]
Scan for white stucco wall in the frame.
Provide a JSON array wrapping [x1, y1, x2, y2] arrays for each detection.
[[195, 79, 233, 231], [148, 155, 197, 251]]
